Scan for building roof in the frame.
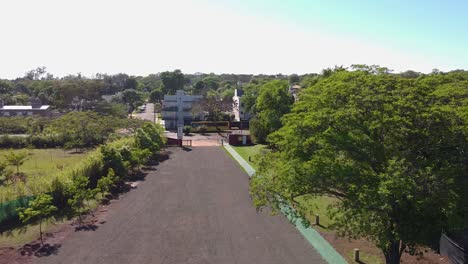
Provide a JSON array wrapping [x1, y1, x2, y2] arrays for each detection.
[[0, 105, 50, 110], [291, 84, 301, 90]]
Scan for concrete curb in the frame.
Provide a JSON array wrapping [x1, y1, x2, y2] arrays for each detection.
[[223, 143, 348, 264]]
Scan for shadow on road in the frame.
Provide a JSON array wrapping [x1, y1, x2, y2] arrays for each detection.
[[20, 242, 61, 258], [74, 224, 99, 232]]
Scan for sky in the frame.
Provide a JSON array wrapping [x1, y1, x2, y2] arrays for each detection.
[[0, 0, 467, 79]]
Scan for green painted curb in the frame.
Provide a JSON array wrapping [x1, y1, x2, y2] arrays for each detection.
[[223, 144, 348, 264]]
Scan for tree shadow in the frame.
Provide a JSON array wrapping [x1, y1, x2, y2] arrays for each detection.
[[142, 166, 157, 171], [128, 171, 148, 182], [181, 146, 192, 152], [74, 224, 99, 232], [20, 242, 61, 257]]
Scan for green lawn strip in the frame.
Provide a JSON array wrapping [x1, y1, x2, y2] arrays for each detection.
[[293, 188, 386, 263], [221, 146, 249, 175], [230, 144, 265, 170], [224, 144, 348, 264], [296, 195, 337, 232]]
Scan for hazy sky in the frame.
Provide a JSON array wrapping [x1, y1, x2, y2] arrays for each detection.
[[1, 0, 467, 79]]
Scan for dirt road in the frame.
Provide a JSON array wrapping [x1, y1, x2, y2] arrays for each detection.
[[35, 147, 324, 264]]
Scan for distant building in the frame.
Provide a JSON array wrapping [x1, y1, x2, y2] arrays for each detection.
[[161, 90, 202, 130], [0, 98, 51, 117], [289, 84, 302, 101], [233, 88, 250, 121]]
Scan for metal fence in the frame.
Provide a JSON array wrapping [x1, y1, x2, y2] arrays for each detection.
[[0, 196, 35, 229]]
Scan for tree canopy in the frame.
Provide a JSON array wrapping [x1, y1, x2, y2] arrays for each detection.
[[249, 80, 294, 143], [250, 70, 468, 264]]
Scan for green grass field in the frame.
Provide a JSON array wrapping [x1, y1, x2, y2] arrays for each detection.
[[230, 144, 266, 170], [296, 195, 337, 230], [0, 149, 87, 203]]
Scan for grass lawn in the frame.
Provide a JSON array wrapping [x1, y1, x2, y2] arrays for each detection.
[[230, 144, 266, 170], [296, 195, 337, 231], [0, 149, 87, 203]]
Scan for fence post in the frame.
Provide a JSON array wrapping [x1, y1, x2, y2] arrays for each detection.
[[354, 248, 360, 262], [315, 214, 320, 226]]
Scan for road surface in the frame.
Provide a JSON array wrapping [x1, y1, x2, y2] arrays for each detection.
[[134, 103, 156, 122], [36, 147, 324, 264]]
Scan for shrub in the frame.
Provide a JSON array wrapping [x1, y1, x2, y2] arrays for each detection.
[[197, 125, 208, 134], [0, 135, 28, 148], [249, 117, 269, 144], [183, 126, 192, 135]]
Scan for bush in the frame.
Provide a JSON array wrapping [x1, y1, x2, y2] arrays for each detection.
[[183, 126, 192, 135], [0, 135, 28, 148], [197, 125, 208, 134], [249, 117, 269, 144]]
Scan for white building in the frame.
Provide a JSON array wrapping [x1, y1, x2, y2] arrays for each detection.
[[161, 90, 202, 130], [232, 88, 245, 122], [0, 98, 51, 117]]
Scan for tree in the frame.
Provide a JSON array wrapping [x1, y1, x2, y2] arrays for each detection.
[[160, 70, 184, 95], [17, 194, 57, 247], [250, 70, 468, 264], [46, 111, 118, 147], [96, 168, 118, 201], [5, 150, 29, 174], [249, 117, 269, 144], [121, 89, 143, 116], [66, 176, 94, 224], [149, 88, 163, 103], [0, 79, 13, 95], [0, 161, 11, 185], [135, 123, 165, 155], [124, 77, 138, 90], [191, 92, 233, 124], [193, 80, 205, 94], [289, 74, 300, 84], [249, 80, 294, 143]]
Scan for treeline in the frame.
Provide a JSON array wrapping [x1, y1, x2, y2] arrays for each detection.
[[249, 67, 468, 264], [1, 123, 166, 235], [0, 67, 296, 111], [1, 65, 456, 113], [0, 112, 145, 149], [247, 65, 468, 143]]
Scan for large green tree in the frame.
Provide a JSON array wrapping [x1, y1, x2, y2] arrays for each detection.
[[250, 70, 468, 264], [250, 80, 294, 143], [160, 70, 184, 95], [149, 88, 163, 103], [191, 92, 232, 123], [121, 89, 143, 115]]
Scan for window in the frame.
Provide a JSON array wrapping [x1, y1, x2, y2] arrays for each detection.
[[27, 111, 33, 116]]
